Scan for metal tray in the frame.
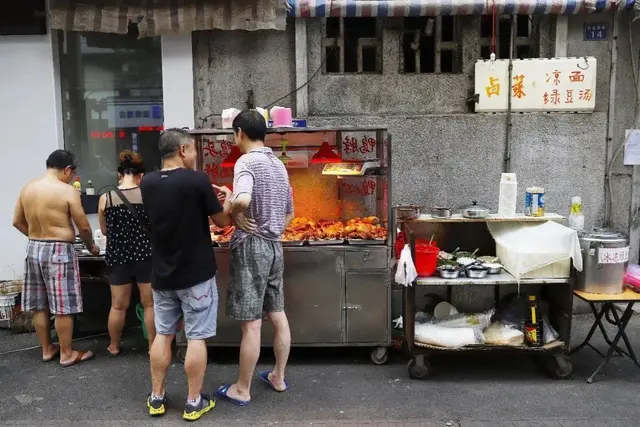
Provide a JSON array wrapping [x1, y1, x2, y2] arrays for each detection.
[[281, 240, 306, 247], [347, 239, 386, 245], [308, 239, 345, 246]]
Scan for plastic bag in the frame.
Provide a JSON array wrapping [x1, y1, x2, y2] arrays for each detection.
[[484, 322, 524, 346], [542, 315, 560, 344], [415, 323, 485, 348], [394, 244, 418, 286], [430, 309, 495, 331]]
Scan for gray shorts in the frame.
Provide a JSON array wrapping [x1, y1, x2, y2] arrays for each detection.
[[226, 236, 284, 321], [153, 277, 218, 340]]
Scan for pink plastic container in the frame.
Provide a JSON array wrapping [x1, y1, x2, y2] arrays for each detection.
[[270, 106, 293, 127]]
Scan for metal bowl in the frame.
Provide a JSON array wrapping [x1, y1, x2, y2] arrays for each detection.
[[431, 206, 452, 218], [466, 266, 489, 279], [437, 266, 460, 279], [482, 263, 503, 274], [395, 205, 424, 220]]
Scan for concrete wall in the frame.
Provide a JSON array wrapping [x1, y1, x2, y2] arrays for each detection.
[[0, 33, 64, 279], [193, 15, 618, 230]]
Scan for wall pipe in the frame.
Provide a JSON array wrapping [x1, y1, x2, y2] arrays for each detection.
[[503, 15, 515, 173], [604, 12, 620, 227]]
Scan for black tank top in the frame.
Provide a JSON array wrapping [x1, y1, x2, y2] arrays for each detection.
[[104, 187, 152, 267]]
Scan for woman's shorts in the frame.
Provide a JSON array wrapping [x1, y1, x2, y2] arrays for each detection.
[[108, 260, 152, 286]]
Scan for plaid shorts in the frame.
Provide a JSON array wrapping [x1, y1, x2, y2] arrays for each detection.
[[226, 236, 284, 321], [22, 240, 83, 316]]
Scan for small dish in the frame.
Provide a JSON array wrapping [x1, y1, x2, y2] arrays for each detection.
[[466, 266, 489, 279]]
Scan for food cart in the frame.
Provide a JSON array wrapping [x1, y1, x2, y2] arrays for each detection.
[[398, 214, 575, 379], [174, 126, 394, 364]]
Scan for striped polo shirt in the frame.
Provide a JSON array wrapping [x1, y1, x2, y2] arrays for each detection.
[[230, 147, 293, 249]]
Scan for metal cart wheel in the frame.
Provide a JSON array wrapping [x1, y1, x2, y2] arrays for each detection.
[[175, 347, 187, 364], [407, 356, 431, 380], [369, 346, 389, 365], [545, 354, 573, 379]]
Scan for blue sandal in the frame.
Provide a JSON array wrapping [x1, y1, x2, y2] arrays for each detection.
[[258, 371, 289, 392], [215, 384, 250, 406]]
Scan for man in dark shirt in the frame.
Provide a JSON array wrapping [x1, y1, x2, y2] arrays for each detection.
[[140, 128, 240, 421]]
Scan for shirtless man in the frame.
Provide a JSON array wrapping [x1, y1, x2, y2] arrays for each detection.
[[13, 149, 99, 367]]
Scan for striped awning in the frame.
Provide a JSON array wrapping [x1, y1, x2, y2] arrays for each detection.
[[288, 0, 636, 16], [49, 0, 288, 37]]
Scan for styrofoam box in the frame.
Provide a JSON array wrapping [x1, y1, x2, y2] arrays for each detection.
[[496, 244, 571, 279]]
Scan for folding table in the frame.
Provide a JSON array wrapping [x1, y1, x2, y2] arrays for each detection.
[[570, 288, 640, 383]]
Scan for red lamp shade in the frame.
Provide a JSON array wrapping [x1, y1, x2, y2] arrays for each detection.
[[221, 146, 242, 168], [310, 141, 341, 164]]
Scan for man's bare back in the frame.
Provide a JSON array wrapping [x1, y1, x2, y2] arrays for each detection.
[[13, 174, 94, 247]]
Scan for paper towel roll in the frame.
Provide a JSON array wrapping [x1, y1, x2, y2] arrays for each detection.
[[498, 173, 517, 217]]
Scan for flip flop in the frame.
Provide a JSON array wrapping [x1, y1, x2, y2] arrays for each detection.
[[258, 371, 289, 392], [214, 385, 250, 406], [60, 350, 94, 368], [42, 345, 60, 362], [107, 349, 120, 358]]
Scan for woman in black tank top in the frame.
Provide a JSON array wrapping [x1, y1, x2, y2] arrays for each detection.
[[98, 150, 155, 356]]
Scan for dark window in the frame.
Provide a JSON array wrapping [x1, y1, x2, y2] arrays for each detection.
[[480, 15, 538, 59], [401, 17, 461, 74]]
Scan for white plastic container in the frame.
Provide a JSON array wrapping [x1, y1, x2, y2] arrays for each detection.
[[498, 173, 517, 217]]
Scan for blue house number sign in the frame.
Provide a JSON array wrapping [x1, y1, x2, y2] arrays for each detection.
[[584, 23, 608, 41]]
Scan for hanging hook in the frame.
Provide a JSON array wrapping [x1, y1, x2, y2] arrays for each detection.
[[577, 56, 589, 70]]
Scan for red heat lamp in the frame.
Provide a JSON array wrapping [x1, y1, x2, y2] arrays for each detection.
[[310, 141, 341, 164], [221, 146, 242, 168]]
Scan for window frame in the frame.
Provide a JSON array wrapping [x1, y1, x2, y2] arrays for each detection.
[[479, 15, 539, 60], [322, 17, 383, 74]]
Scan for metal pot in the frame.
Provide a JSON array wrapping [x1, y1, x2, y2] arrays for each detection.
[[395, 205, 424, 220], [576, 228, 629, 294], [431, 206, 452, 218], [460, 201, 490, 219]]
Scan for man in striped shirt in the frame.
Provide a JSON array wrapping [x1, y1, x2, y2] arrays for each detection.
[[216, 110, 294, 406]]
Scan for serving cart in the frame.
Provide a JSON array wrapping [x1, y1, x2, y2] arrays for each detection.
[[175, 126, 394, 364], [399, 215, 575, 379]]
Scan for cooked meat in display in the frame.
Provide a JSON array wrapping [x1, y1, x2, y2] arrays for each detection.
[[210, 216, 387, 243]]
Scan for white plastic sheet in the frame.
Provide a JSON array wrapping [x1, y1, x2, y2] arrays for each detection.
[[415, 323, 484, 348], [487, 221, 583, 279]]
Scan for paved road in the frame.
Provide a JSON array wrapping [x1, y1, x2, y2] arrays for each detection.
[[1, 315, 639, 425]]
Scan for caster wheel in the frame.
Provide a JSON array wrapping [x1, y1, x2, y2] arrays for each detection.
[[369, 347, 389, 365], [545, 354, 572, 379], [407, 357, 431, 380], [175, 347, 187, 364]]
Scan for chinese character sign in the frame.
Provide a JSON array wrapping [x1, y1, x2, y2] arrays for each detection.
[[341, 131, 378, 161], [201, 136, 234, 185], [474, 57, 597, 113]]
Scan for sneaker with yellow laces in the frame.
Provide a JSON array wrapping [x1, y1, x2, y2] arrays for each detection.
[[183, 393, 216, 421]]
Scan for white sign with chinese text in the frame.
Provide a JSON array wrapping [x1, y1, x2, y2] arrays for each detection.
[[598, 247, 630, 264], [273, 150, 309, 169], [474, 57, 597, 113]]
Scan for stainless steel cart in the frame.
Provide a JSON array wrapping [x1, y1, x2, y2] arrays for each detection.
[[175, 126, 394, 364]]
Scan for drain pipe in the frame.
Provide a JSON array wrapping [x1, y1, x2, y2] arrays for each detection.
[[604, 11, 620, 227], [503, 15, 515, 173]]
